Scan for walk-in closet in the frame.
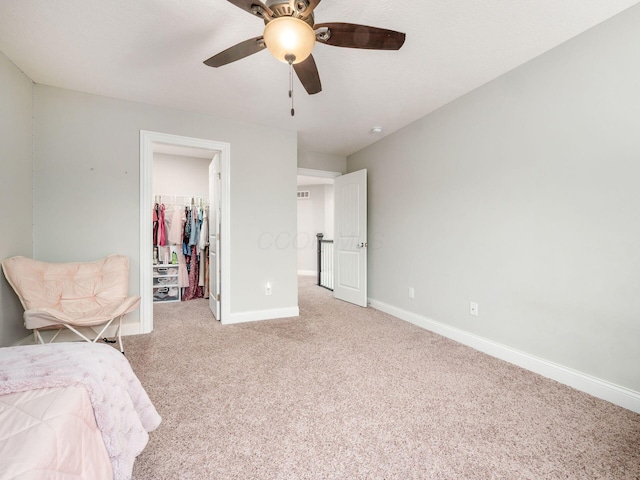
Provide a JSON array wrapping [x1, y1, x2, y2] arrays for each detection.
[[152, 147, 218, 318]]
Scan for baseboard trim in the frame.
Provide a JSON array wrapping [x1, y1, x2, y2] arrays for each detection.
[[224, 306, 300, 325], [102, 321, 141, 337], [13, 334, 34, 346], [369, 298, 640, 414]]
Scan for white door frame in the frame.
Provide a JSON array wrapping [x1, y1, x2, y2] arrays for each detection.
[[139, 130, 231, 333], [209, 154, 221, 320], [297, 168, 342, 180]]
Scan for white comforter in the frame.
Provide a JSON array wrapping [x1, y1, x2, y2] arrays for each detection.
[[0, 342, 162, 480]]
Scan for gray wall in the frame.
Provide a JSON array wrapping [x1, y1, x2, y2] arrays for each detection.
[[0, 52, 33, 346], [33, 85, 298, 321], [298, 151, 346, 174], [349, 5, 640, 392]]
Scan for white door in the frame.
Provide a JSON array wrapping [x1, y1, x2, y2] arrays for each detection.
[[209, 154, 221, 320], [333, 169, 367, 307]]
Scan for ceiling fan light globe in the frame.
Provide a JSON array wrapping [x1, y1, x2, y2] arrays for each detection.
[[263, 16, 316, 64]]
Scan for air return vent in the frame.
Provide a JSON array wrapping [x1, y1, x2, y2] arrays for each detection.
[[297, 191, 310, 199]]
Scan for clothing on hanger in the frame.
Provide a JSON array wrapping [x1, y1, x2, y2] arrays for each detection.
[[158, 204, 167, 246], [153, 195, 210, 301]]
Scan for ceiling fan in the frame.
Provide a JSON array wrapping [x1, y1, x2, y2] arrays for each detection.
[[203, 0, 406, 96]]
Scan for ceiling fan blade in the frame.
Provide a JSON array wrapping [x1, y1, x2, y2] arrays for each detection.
[[307, 0, 322, 12], [227, 0, 274, 20], [314, 23, 406, 50], [203, 36, 266, 67], [293, 54, 322, 95], [289, 0, 321, 17]]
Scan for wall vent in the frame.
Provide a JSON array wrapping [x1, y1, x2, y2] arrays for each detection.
[[297, 191, 310, 199]]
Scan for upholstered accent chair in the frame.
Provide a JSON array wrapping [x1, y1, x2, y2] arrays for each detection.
[[1, 255, 140, 353]]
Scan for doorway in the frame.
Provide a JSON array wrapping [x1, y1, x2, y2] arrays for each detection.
[[296, 168, 340, 278], [140, 131, 230, 333], [296, 168, 368, 308]]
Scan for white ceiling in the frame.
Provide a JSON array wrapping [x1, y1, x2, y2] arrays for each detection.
[[1, 0, 638, 157]]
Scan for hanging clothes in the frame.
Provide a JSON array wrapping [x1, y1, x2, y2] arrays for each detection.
[[189, 207, 200, 246], [181, 207, 190, 255], [184, 207, 191, 244], [167, 206, 188, 286], [177, 251, 189, 288], [168, 205, 184, 246], [203, 246, 210, 299], [153, 196, 209, 301], [198, 249, 206, 289], [198, 208, 209, 288], [182, 245, 203, 301], [152, 204, 159, 246], [158, 204, 167, 246], [198, 208, 208, 251]]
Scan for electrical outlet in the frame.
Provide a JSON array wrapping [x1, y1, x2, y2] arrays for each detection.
[[470, 302, 479, 316], [408, 287, 415, 299], [265, 282, 272, 296]]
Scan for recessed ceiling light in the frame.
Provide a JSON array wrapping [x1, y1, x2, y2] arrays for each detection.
[[370, 127, 383, 135]]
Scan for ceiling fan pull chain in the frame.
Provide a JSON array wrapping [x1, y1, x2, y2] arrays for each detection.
[[288, 57, 295, 117]]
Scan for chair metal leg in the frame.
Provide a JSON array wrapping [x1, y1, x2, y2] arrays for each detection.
[[32, 314, 128, 354], [64, 324, 94, 343], [117, 315, 124, 354], [92, 317, 117, 343], [49, 329, 62, 343]]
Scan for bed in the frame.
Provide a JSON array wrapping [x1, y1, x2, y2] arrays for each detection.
[[0, 342, 161, 480]]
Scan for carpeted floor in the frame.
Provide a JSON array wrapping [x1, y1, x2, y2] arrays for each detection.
[[127, 276, 640, 479]]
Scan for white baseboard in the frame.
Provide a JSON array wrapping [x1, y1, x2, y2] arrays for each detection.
[[369, 298, 640, 414], [297, 270, 316, 276], [100, 320, 141, 337], [224, 306, 300, 325], [13, 333, 35, 346]]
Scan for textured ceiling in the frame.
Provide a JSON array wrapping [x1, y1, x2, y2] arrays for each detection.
[[1, 0, 638, 157]]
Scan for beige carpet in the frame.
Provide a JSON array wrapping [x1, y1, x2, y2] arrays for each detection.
[[127, 276, 640, 479]]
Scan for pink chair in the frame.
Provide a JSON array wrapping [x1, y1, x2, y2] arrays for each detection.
[[1, 255, 140, 353]]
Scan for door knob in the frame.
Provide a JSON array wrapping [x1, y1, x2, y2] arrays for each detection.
[[357, 242, 368, 248]]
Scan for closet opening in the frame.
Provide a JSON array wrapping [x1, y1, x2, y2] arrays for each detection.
[[139, 131, 230, 334], [152, 146, 215, 310]]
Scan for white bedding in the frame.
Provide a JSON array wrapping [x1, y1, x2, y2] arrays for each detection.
[[0, 342, 161, 480], [0, 387, 113, 480]]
